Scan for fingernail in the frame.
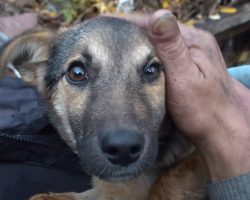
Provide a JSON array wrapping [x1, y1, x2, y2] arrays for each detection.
[[151, 13, 177, 36]]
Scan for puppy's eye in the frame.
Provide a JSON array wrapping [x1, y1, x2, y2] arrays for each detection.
[[67, 61, 88, 83], [144, 62, 162, 82]]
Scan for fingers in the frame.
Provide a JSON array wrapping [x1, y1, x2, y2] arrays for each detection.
[[147, 10, 198, 78]]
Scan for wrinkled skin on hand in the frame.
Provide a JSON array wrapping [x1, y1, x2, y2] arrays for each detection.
[[112, 10, 250, 181]]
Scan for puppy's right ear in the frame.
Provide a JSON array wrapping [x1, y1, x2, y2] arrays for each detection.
[[0, 29, 55, 92]]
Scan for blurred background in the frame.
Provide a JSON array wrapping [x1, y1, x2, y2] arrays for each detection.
[[0, 0, 250, 67]]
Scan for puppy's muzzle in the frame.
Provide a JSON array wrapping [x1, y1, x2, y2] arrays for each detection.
[[101, 130, 144, 166]]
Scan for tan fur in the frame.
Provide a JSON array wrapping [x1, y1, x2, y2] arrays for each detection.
[[144, 74, 165, 112], [49, 80, 90, 151], [0, 31, 52, 66], [30, 193, 79, 200], [0, 29, 54, 88], [150, 153, 208, 200]]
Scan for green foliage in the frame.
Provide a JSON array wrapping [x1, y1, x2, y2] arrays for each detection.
[[53, 0, 117, 24], [60, 1, 78, 23]]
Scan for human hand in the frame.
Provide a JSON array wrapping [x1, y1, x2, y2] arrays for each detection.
[[113, 10, 250, 181]]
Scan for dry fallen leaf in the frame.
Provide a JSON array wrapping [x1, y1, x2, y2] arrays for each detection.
[[184, 19, 197, 26], [220, 6, 238, 14]]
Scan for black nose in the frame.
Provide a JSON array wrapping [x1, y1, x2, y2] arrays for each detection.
[[101, 130, 144, 166]]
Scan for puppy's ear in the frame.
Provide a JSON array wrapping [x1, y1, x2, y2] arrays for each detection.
[[0, 29, 55, 90]]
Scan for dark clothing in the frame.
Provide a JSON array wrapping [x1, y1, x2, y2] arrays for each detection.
[[0, 77, 90, 200], [208, 172, 250, 200]]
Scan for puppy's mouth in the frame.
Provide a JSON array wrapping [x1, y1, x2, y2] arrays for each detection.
[[97, 162, 148, 182], [79, 153, 154, 182], [101, 172, 140, 182]]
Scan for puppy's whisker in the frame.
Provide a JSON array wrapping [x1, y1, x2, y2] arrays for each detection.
[[142, 159, 156, 169], [100, 166, 108, 178]]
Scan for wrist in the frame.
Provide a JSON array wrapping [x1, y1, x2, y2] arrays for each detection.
[[193, 101, 250, 181], [198, 122, 250, 181]]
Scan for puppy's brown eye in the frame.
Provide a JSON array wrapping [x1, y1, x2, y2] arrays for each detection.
[[144, 62, 162, 82], [67, 61, 88, 83]]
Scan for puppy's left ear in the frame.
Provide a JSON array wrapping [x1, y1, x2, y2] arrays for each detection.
[[0, 29, 55, 90]]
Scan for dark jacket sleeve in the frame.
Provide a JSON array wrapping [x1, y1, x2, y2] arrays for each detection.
[[0, 77, 90, 200], [0, 77, 48, 134], [208, 172, 250, 200]]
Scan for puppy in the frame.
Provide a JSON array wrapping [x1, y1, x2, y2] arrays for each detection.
[[0, 17, 208, 200], [0, 29, 54, 82]]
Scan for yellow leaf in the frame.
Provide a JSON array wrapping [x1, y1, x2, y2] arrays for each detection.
[[239, 51, 250, 63], [220, 7, 238, 14], [184, 19, 196, 26], [162, 0, 170, 9], [48, 12, 58, 18], [97, 2, 108, 13]]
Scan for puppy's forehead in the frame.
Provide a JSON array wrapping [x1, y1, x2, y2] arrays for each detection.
[[61, 17, 153, 65]]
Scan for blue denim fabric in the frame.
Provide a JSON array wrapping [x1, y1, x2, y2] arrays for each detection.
[[228, 65, 250, 89]]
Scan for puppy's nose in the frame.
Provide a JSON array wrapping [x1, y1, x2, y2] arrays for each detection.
[[101, 131, 144, 166]]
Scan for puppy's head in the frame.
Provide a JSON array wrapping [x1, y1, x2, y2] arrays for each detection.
[[45, 17, 165, 181], [2, 18, 188, 182]]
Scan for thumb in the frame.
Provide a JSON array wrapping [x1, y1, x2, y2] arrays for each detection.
[[148, 10, 196, 77]]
